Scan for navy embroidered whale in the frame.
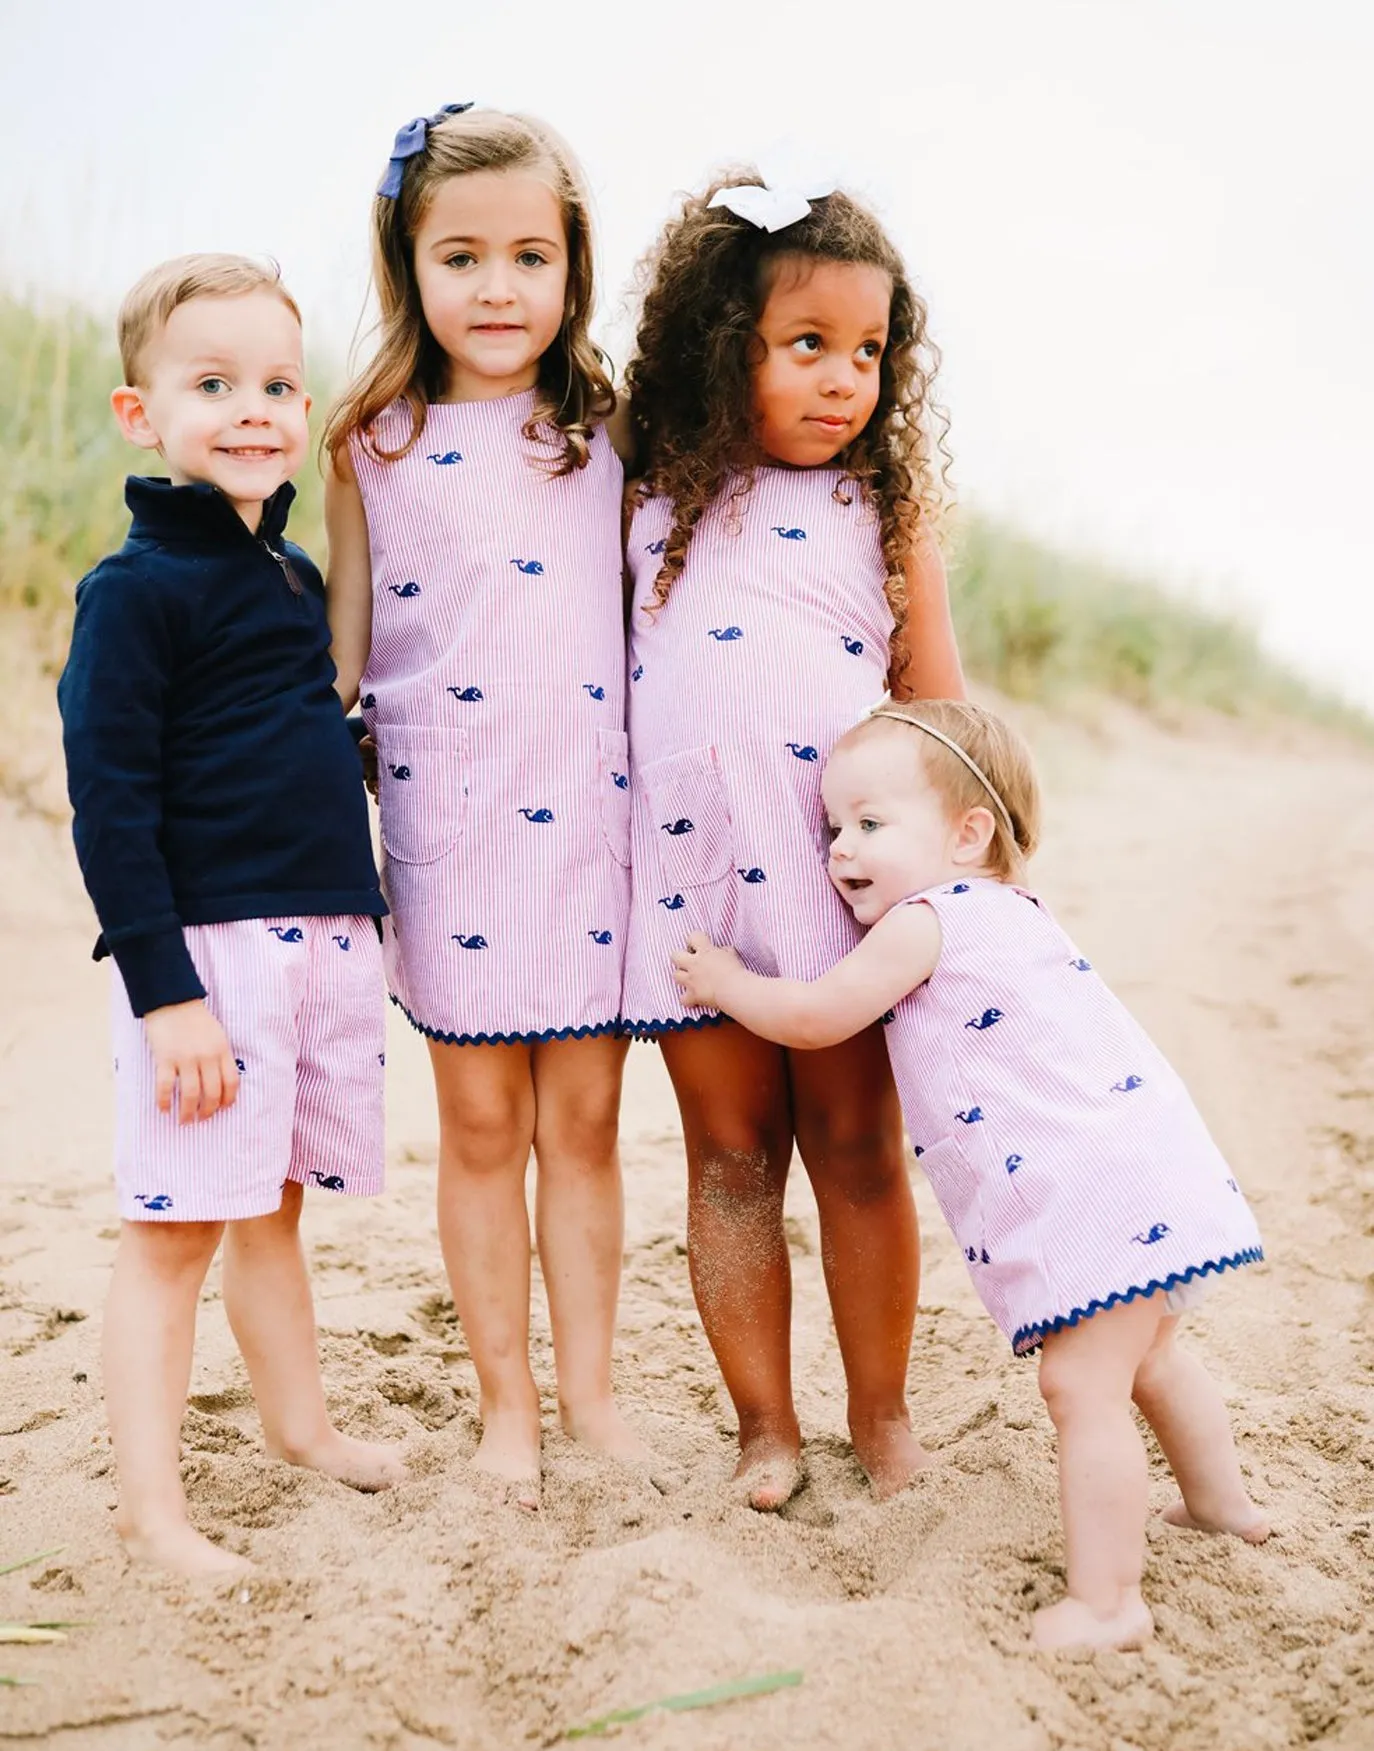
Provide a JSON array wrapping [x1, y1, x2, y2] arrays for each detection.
[[841, 636, 864, 655], [786, 742, 819, 762], [1112, 1075, 1144, 1093], [448, 685, 484, 702], [135, 1193, 174, 1211], [631, 664, 644, 682], [1069, 957, 1092, 971], [588, 929, 613, 945], [332, 934, 351, 951], [388, 581, 422, 598], [879, 1008, 895, 1025], [235, 1058, 247, 1073], [510, 559, 544, 575], [956, 1106, 985, 1124], [388, 763, 411, 781], [1132, 1223, 1170, 1245], [1005, 1153, 1023, 1173], [268, 925, 304, 943], [583, 683, 606, 700], [964, 1246, 991, 1264], [965, 1008, 1004, 1031], [772, 526, 806, 540], [612, 772, 629, 789], [658, 894, 686, 911], [518, 807, 555, 823], [662, 819, 694, 836], [360, 692, 376, 709], [912, 1144, 925, 1157], [946, 883, 970, 895], [452, 934, 488, 950], [737, 867, 767, 884], [708, 626, 744, 641], [646, 538, 667, 554], [427, 451, 462, 464], [311, 1171, 346, 1191]]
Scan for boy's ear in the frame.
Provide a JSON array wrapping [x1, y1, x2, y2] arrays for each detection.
[[111, 385, 163, 452], [951, 805, 997, 865]]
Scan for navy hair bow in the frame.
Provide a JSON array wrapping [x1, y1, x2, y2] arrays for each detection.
[[377, 102, 474, 199]]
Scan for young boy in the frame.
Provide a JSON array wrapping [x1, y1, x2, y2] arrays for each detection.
[[58, 254, 403, 1577]]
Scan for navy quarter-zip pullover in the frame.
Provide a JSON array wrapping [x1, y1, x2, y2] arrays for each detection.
[[58, 476, 386, 1016]]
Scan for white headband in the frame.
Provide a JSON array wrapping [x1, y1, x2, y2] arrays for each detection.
[[867, 706, 1019, 844]]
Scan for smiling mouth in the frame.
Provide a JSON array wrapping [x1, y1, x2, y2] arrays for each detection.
[[217, 446, 281, 458], [841, 877, 872, 892]]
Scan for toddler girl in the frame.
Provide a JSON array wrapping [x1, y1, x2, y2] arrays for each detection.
[[673, 699, 1269, 1650], [324, 105, 639, 1507], [621, 173, 966, 1506]]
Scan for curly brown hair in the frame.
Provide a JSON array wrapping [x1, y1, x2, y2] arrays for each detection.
[[324, 108, 614, 476], [624, 171, 951, 642]]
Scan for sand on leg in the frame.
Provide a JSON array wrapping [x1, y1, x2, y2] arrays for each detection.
[[222, 1179, 405, 1490], [430, 1038, 542, 1508], [1131, 1312, 1269, 1541], [661, 1022, 802, 1510], [790, 1024, 928, 1499], [1034, 1297, 1165, 1651], [103, 1216, 244, 1575]]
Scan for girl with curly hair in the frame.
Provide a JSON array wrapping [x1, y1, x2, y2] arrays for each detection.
[[620, 173, 966, 1507], [325, 105, 642, 1508]]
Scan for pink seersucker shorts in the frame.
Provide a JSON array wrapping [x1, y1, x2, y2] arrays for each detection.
[[111, 916, 385, 1222]]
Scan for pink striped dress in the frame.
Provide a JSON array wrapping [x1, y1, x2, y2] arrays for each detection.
[[351, 393, 628, 1043], [622, 468, 893, 1032], [887, 878, 1264, 1355]]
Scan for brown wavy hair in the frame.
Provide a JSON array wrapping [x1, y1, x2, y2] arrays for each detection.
[[624, 171, 951, 646], [324, 108, 614, 474]]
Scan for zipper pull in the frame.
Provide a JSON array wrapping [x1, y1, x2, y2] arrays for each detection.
[[263, 542, 303, 595]]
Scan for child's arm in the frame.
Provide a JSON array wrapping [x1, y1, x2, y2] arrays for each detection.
[[604, 390, 638, 467], [58, 570, 239, 1123], [889, 536, 966, 701], [324, 447, 373, 711], [671, 902, 942, 1050]]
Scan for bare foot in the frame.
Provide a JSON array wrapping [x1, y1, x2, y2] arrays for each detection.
[[270, 1429, 407, 1493], [1032, 1592, 1154, 1652], [117, 1512, 251, 1578], [1161, 1496, 1270, 1542], [560, 1398, 652, 1466], [852, 1416, 934, 1501], [472, 1405, 542, 1512], [734, 1433, 804, 1512]]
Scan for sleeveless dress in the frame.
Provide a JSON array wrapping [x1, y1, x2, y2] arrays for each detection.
[[886, 878, 1264, 1355], [622, 467, 893, 1033], [351, 393, 628, 1043]]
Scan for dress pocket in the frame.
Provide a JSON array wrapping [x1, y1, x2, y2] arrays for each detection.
[[596, 728, 632, 868], [912, 1135, 985, 1263], [640, 746, 733, 889], [375, 725, 469, 865]]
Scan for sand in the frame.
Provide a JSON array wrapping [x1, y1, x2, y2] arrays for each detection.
[[2, 703, 1372, 1750]]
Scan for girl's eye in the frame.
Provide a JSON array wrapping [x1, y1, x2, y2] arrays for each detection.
[[858, 340, 884, 361], [264, 380, 296, 399], [790, 334, 822, 356], [198, 377, 228, 396], [445, 252, 476, 269], [516, 250, 547, 268], [825, 823, 840, 841], [859, 818, 880, 833]]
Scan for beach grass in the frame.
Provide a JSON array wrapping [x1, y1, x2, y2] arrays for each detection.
[[0, 289, 1364, 737]]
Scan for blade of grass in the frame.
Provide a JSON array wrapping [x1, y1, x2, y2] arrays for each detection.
[[0, 1626, 67, 1644], [566, 1669, 802, 1738], [1, 1676, 38, 1687], [0, 1549, 63, 1577]]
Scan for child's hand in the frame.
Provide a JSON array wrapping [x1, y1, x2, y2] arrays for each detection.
[[671, 933, 742, 1008], [358, 733, 379, 802], [142, 999, 240, 1124]]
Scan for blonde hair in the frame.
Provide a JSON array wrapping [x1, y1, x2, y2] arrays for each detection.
[[323, 107, 613, 475], [848, 699, 1041, 881], [117, 253, 300, 386]]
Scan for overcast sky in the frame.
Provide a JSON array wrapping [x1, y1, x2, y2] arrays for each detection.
[[3, 0, 1370, 703]]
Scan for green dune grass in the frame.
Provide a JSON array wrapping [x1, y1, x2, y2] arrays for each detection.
[[0, 289, 1363, 735]]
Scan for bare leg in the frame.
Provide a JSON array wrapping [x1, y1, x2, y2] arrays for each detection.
[[1132, 1315, 1269, 1541], [103, 1218, 246, 1575], [222, 1180, 405, 1490], [661, 1023, 801, 1510], [790, 1025, 927, 1498], [531, 1033, 646, 1461], [430, 1039, 541, 1508], [1034, 1298, 1163, 1651]]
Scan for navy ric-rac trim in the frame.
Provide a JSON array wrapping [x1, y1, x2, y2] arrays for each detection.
[[1010, 1247, 1264, 1357], [392, 995, 623, 1047], [621, 1011, 728, 1042]]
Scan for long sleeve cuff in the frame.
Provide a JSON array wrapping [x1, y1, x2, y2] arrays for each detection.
[[101, 924, 207, 1018]]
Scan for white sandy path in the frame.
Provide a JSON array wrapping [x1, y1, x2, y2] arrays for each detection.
[[1, 707, 1372, 1750]]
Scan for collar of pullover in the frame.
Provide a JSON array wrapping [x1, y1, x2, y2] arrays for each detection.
[[123, 476, 297, 547]]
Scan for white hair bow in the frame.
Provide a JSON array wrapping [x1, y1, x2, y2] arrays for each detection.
[[708, 179, 836, 233]]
